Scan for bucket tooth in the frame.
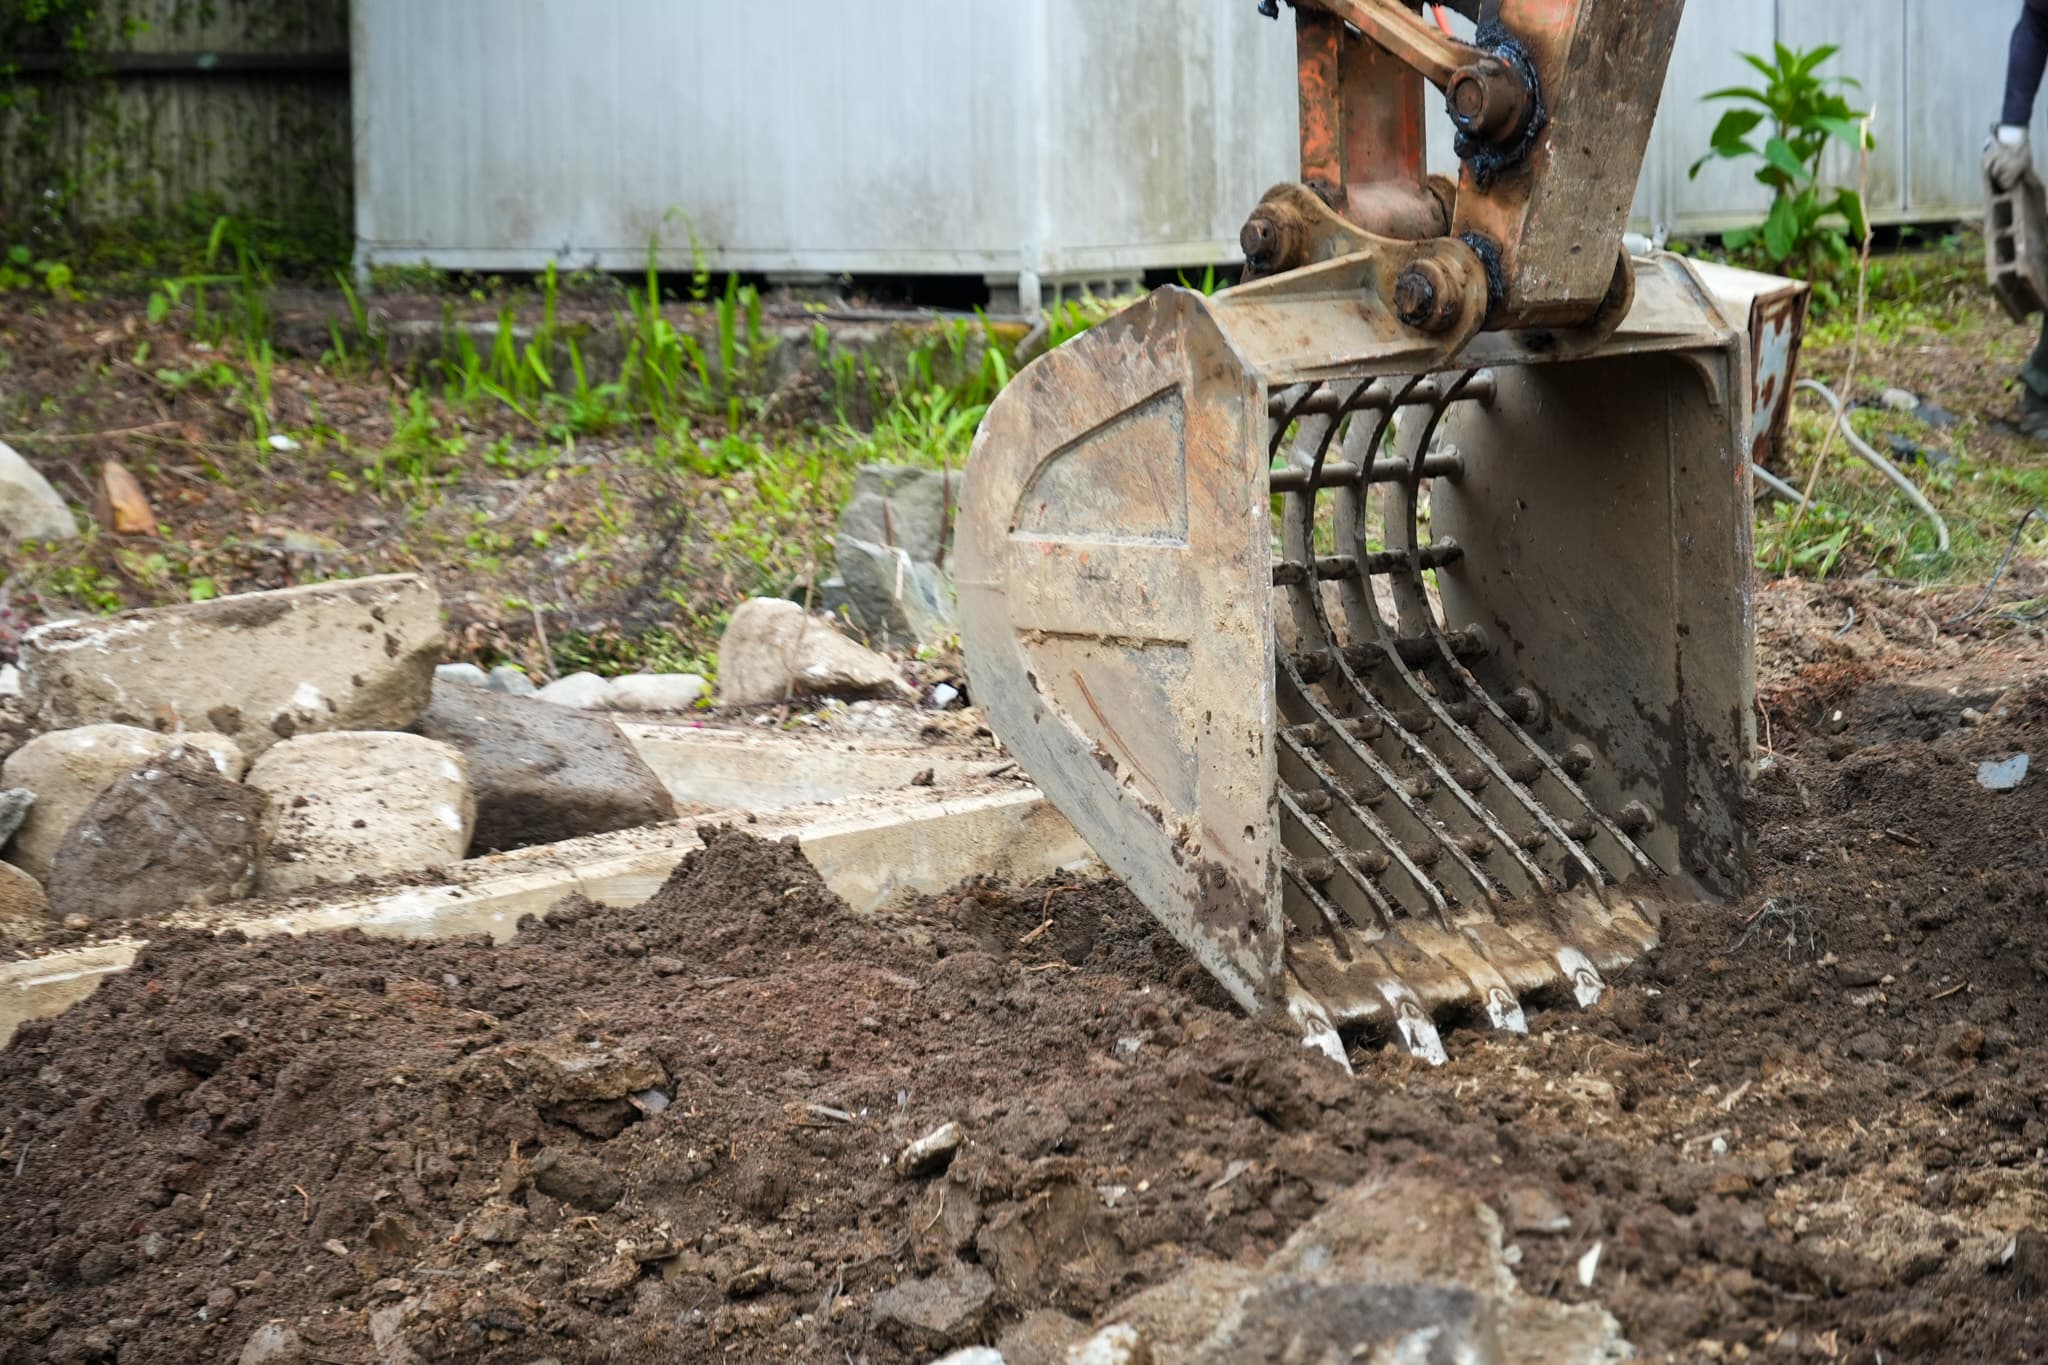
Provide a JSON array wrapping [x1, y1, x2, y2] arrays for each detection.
[[1398, 921, 1528, 1033]]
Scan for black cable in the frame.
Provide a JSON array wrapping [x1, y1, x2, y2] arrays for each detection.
[[1951, 506, 2044, 623]]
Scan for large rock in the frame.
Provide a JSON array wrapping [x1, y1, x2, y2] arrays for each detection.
[[0, 860, 50, 929], [45, 747, 267, 921], [717, 597, 910, 706], [0, 440, 77, 542], [869, 1262, 994, 1352], [246, 732, 474, 895], [1189, 1279, 1498, 1365], [834, 540, 956, 654], [2, 724, 245, 883], [830, 465, 959, 650], [411, 686, 674, 851], [19, 574, 442, 755], [1088, 1175, 1628, 1365]]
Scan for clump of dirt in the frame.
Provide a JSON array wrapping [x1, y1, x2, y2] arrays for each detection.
[[5, 650, 2048, 1363]]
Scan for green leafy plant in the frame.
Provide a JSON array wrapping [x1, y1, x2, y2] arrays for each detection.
[[0, 244, 75, 296], [1689, 43, 1872, 273]]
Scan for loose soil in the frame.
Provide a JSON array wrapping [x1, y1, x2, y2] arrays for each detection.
[[3, 583, 2048, 1365]]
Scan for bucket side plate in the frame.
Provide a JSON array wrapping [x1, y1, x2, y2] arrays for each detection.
[[956, 288, 1286, 1014]]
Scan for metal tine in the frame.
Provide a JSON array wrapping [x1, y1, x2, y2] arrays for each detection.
[[1279, 780, 1405, 937], [1322, 405, 1575, 894], [1276, 661, 1491, 916], [1382, 372, 1658, 887], [1275, 713, 1448, 920], [1279, 381, 1547, 904], [1277, 842, 1363, 949], [1267, 381, 1326, 463], [1280, 698, 1532, 1033]]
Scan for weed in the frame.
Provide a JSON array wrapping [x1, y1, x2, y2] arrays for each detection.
[[1691, 44, 1872, 287]]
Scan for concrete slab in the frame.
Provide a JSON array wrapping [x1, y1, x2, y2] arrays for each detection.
[[1, 783, 1094, 1048], [620, 723, 999, 811]]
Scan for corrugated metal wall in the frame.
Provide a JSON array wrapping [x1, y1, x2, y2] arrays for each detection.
[[347, 2, 2026, 285], [0, 0, 349, 234]]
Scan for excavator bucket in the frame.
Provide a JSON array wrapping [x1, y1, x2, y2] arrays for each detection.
[[957, 253, 1758, 1063]]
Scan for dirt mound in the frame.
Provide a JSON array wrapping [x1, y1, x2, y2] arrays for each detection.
[[4, 662, 2048, 1363]]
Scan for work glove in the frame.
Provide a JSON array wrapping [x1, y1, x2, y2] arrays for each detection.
[[1987, 125, 2034, 191]]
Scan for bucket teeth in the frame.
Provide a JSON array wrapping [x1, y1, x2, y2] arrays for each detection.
[[1271, 367, 1666, 1063]]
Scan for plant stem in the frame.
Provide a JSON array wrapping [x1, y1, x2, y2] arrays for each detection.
[[1782, 108, 1876, 572]]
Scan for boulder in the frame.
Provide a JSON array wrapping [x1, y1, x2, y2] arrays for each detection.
[[19, 574, 442, 755], [0, 440, 77, 542], [534, 671, 613, 709], [411, 687, 674, 851], [0, 860, 50, 928], [434, 662, 488, 688], [246, 732, 474, 895], [606, 673, 707, 712], [840, 464, 952, 561], [831, 464, 960, 650], [717, 597, 910, 706], [2, 724, 245, 883], [835, 540, 957, 653], [45, 747, 267, 921]]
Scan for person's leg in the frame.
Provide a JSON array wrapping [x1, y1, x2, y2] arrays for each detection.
[[2020, 315, 2048, 437]]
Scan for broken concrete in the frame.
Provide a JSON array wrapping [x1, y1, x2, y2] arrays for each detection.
[[2, 781, 1092, 1047], [45, 748, 267, 922], [1190, 1279, 1498, 1364], [247, 732, 474, 895], [0, 440, 77, 542], [411, 686, 674, 852], [2, 725, 245, 883], [717, 597, 911, 705], [18, 574, 442, 754]]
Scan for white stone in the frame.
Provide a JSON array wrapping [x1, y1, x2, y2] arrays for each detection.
[[717, 597, 911, 706], [0, 440, 77, 542], [534, 671, 613, 709], [486, 665, 537, 696], [0, 664, 20, 697], [1879, 387, 1920, 412], [435, 662, 489, 688], [1067, 1325, 1142, 1365], [2, 724, 246, 883], [606, 673, 708, 712], [19, 574, 442, 756], [246, 732, 474, 895]]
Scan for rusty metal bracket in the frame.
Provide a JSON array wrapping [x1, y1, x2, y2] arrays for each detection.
[[1261, 0, 1686, 335]]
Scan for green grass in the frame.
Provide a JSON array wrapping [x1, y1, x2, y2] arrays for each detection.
[[1759, 233, 2048, 597]]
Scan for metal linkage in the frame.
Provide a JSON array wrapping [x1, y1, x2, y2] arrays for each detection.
[[1264, 366, 1662, 1055]]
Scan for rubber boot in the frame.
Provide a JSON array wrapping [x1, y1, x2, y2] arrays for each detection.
[[2020, 320, 2048, 440]]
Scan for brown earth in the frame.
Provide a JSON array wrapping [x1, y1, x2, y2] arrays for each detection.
[[1, 582, 2047, 1364]]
